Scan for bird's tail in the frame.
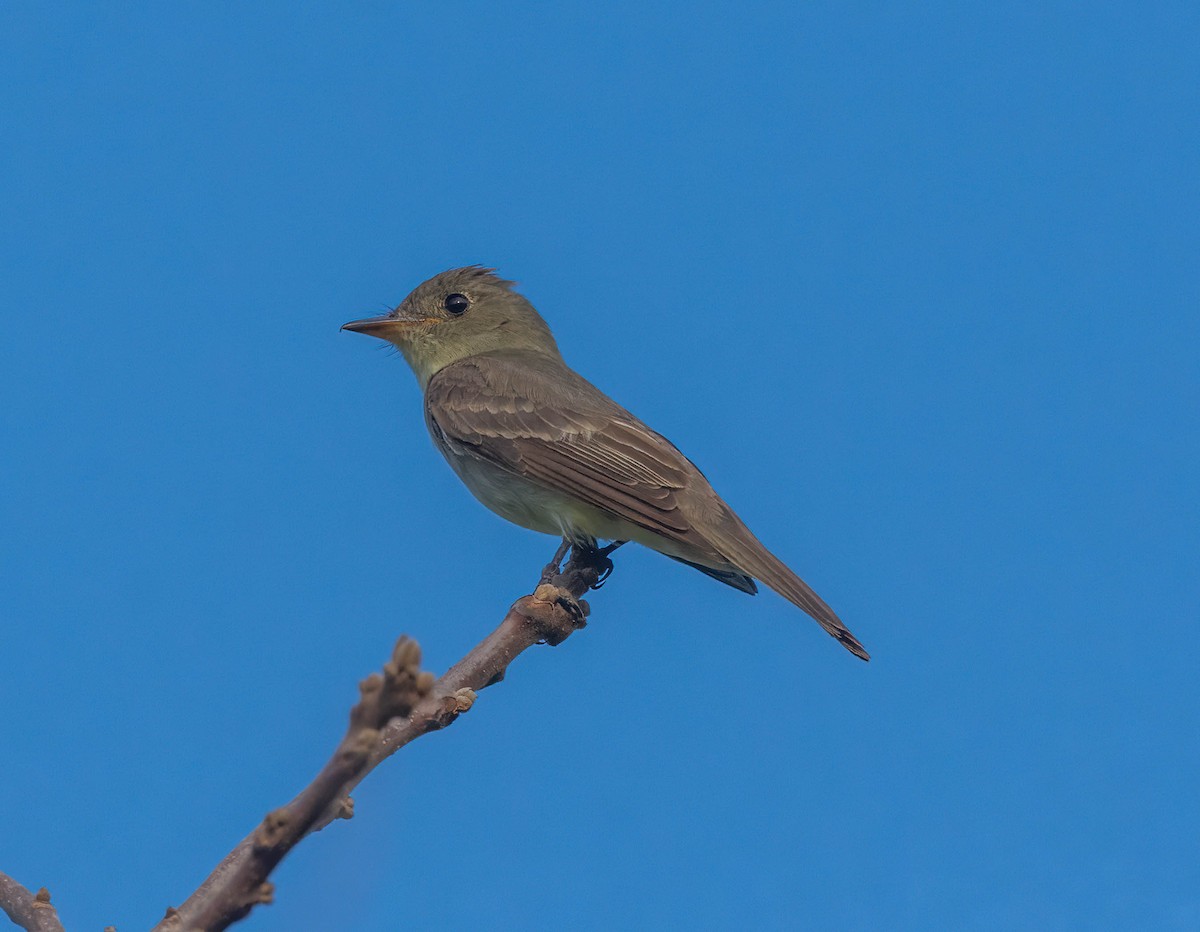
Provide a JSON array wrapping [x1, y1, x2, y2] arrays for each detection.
[[718, 525, 870, 661]]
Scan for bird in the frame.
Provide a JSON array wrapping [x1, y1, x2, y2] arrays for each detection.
[[342, 266, 868, 660]]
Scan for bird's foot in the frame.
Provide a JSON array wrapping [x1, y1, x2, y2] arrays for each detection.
[[574, 540, 625, 590]]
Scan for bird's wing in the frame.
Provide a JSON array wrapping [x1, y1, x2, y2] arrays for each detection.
[[426, 353, 871, 661], [425, 354, 720, 552]]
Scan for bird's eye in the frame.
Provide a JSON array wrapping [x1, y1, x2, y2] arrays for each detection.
[[444, 293, 469, 315]]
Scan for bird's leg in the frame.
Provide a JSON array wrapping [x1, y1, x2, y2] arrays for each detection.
[[534, 537, 590, 631], [540, 538, 573, 585]]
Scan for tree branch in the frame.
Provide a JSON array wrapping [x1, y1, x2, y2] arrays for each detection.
[[154, 542, 608, 931], [0, 875, 64, 932]]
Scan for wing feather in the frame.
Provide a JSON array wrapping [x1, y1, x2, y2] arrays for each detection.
[[426, 354, 708, 548]]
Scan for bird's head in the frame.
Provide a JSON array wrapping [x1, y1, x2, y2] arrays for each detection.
[[342, 266, 561, 386]]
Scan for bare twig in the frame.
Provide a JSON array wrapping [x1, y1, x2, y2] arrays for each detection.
[[0, 875, 64, 932], [154, 543, 608, 931]]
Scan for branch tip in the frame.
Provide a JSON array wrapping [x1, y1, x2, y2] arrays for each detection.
[[391, 635, 422, 669]]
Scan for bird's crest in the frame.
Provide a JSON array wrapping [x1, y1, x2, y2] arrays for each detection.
[[445, 265, 517, 291]]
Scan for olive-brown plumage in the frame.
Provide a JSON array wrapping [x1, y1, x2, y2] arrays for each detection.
[[343, 267, 868, 660]]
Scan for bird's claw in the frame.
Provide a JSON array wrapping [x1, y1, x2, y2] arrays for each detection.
[[588, 540, 624, 589], [590, 556, 614, 589]]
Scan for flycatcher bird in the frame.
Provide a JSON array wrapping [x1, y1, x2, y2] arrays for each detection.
[[343, 267, 868, 660]]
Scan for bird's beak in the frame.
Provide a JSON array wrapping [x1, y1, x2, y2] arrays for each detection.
[[341, 310, 429, 338], [341, 314, 400, 337]]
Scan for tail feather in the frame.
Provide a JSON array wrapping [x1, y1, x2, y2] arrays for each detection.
[[720, 530, 870, 661]]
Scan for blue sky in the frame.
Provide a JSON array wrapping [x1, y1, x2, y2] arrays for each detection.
[[2, 3, 1197, 929]]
